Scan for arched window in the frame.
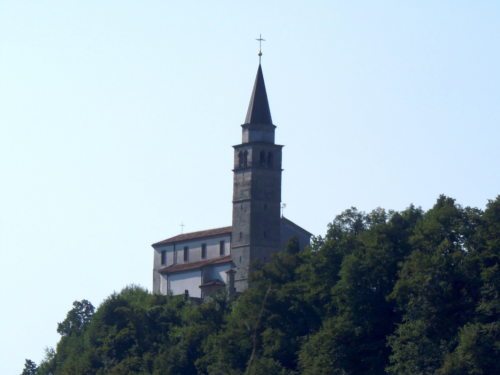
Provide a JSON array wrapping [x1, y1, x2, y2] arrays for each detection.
[[260, 150, 266, 166], [243, 151, 248, 168], [267, 152, 273, 168]]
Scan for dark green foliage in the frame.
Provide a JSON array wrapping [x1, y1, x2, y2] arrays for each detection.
[[32, 196, 499, 375], [387, 196, 489, 374], [57, 300, 94, 336], [21, 359, 38, 375], [36, 348, 56, 375], [299, 206, 421, 375], [440, 322, 500, 375]]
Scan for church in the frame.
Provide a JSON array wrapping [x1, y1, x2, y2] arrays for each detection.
[[152, 56, 311, 298]]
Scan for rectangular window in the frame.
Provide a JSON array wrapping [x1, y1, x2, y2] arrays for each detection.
[[161, 250, 167, 265], [201, 243, 207, 259], [219, 240, 225, 256], [183, 246, 189, 262]]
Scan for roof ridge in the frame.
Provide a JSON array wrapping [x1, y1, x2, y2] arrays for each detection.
[[281, 216, 313, 236], [152, 226, 232, 247], [159, 255, 233, 274]]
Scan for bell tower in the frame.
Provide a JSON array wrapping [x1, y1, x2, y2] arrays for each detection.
[[231, 62, 283, 292]]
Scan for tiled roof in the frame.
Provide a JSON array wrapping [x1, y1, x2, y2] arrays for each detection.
[[158, 255, 233, 274], [152, 226, 232, 247], [200, 279, 226, 287]]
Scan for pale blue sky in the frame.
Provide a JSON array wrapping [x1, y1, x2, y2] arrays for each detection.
[[1, 1, 499, 373]]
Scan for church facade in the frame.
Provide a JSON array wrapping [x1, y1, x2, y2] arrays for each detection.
[[152, 62, 311, 298]]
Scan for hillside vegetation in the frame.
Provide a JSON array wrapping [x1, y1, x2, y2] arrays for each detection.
[[24, 195, 499, 375]]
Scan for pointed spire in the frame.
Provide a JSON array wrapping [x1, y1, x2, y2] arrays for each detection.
[[244, 64, 273, 125]]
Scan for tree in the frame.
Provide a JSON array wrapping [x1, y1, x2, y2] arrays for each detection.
[[154, 294, 229, 374], [199, 248, 314, 374], [57, 299, 95, 336], [387, 196, 483, 374], [300, 207, 421, 375], [21, 359, 37, 375], [440, 322, 500, 375], [439, 196, 500, 375], [36, 347, 56, 375]]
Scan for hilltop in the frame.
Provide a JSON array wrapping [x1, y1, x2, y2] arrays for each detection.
[[23, 195, 499, 375]]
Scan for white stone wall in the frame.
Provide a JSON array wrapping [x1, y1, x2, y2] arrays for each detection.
[[153, 243, 175, 269], [153, 233, 232, 295], [154, 234, 231, 268], [214, 263, 232, 283], [169, 270, 202, 298], [203, 263, 233, 283], [160, 274, 169, 295]]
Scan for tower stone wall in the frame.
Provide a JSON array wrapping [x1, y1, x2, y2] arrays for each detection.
[[231, 65, 283, 292]]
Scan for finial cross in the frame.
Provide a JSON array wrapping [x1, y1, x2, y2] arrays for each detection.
[[256, 34, 266, 63], [180, 222, 185, 234]]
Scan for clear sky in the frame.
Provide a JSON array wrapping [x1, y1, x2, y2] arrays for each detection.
[[1, 1, 499, 373]]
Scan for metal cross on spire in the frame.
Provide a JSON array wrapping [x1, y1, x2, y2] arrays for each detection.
[[256, 34, 265, 64]]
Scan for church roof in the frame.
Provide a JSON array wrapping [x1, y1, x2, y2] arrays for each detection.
[[152, 217, 310, 248], [200, 279, 226, 288], [159, 255, 232, 274], [152, 226, 232, 247], [281, 216, 313, 236], [244, 64, 273, 125]]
